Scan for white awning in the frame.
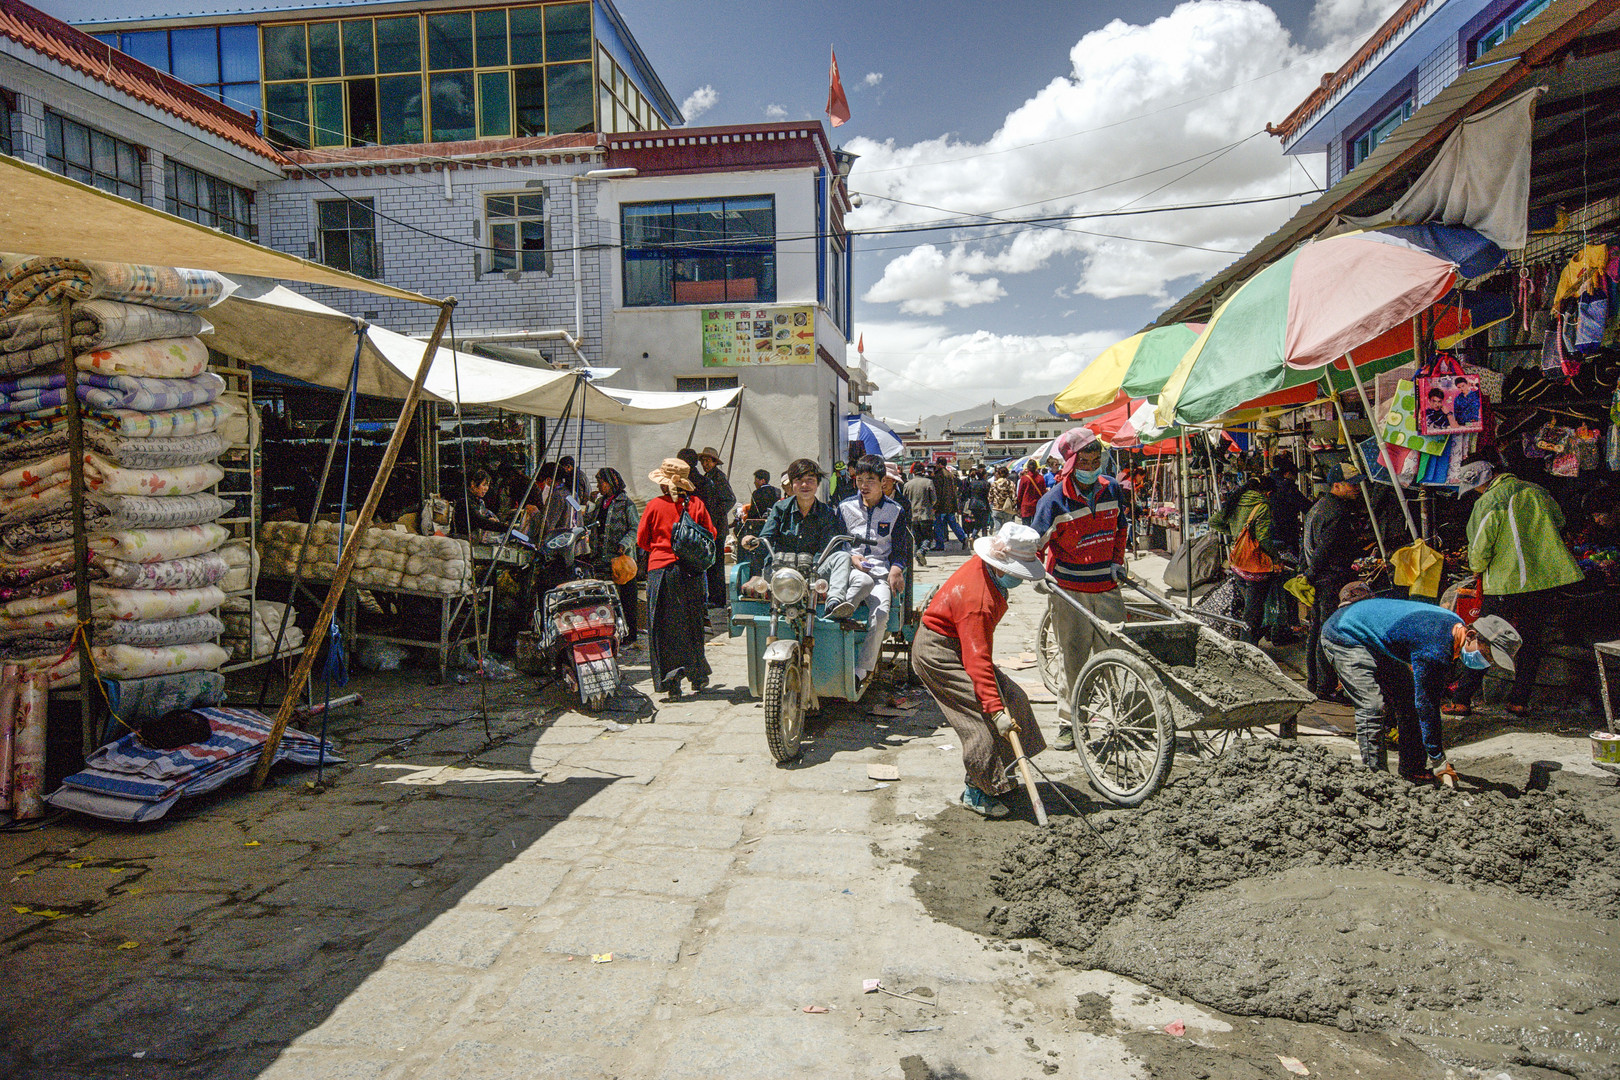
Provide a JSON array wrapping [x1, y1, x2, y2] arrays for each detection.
[[208, 278, 735, 424]]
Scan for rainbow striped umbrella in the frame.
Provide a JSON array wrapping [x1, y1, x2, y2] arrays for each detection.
[[1051, 322, 1203, 416]]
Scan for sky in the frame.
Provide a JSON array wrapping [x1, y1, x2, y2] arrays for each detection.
[[39, 0, 1404, 428]]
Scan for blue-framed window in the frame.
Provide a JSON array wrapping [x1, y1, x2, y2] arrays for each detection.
[[621, 196, 776, 307], [1470, 0, 1552, 59], [1349, 97, 1414, 169], [94, 26, 261, 125]]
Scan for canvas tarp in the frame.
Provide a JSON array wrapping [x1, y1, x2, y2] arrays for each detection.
[[0, 153, 436, 306], [1345, 88, 1545, 251], [209, 277, 736, 424]]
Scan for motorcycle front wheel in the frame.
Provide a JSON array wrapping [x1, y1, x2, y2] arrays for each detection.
[[763, 657, 805, 763]]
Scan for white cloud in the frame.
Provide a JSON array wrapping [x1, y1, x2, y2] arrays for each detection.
[[1309, 0, 1405, 43], [680, 85, 718, 122], [863, 72, 884, 87], [857, 320, 1122, 422], [846, 0, 1394, 318], [764, 103, 788, 120]]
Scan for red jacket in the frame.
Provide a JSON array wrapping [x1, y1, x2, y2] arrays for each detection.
[[1016, 471, 1046, 517], [636, 494, 715, 571], [1032, 474, 1128, 593], [921, 558, 1008, 714]]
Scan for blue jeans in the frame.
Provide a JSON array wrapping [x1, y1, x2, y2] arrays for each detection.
[[1320, 637, 1433, 772], [934, 512, 968, 549]]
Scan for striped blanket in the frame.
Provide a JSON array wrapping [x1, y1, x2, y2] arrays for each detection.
[[48, 706, 336, 822], [0, 257, 233, 317]]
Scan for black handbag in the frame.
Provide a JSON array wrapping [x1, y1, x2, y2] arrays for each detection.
[[671, 505, 716, 571]]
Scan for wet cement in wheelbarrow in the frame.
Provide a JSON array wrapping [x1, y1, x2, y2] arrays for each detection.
[[1161, 633, 1293, 708], [911, 741, 1620, 1077]]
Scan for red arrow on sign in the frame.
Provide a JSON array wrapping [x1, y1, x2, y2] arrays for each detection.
[[795, 330, 814, 339]]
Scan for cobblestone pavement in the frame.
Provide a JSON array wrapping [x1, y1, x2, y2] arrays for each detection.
[[1, 549, 1599, 1080]]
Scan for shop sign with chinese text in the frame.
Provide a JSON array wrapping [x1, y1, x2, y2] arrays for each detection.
[[702, 305, 816, 366]]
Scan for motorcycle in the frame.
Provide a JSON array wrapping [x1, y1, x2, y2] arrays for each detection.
[[517, 527, 627, 709]]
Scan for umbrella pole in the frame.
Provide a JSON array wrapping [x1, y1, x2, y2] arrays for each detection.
[[1345, 356, 1419, 543], [1325, 374, 1388, 560], [1179, 434, 1192, 611]]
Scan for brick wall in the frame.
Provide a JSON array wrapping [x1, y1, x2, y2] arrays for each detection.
[[1416, 40, 1461, 108]]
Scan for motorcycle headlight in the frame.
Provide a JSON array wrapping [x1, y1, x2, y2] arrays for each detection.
[[769, 567, 808, 605]]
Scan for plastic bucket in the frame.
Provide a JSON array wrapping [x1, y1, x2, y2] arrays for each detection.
[[1592, 731, 1620, 765]]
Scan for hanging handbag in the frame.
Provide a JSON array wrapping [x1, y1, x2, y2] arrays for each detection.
[[1415, 354, 1484, 436], [1576, 289, 1610, 354], [670, 503, 716, 571], [1228, 506, 1275, 576], [1382, 379, 1450, 453]]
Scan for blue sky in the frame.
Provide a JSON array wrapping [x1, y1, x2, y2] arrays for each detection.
[[39, 0, 1399, 424]]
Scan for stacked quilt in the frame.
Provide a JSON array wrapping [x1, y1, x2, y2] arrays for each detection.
[[259, 520, 473, 595], [46, 706, 338, 822], [0, 257, 237, 703]]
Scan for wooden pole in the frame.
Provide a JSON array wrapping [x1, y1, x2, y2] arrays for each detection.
[[1325, 377, 1388, 559], [252, 299, 457, 789], [1179, 434, 1192, 611], [1345, 353, 1419, 543], [1006, 728, 1048, 826], [60, 299, 96, 754]]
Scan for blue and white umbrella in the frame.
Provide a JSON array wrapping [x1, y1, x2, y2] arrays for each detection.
[[847, 415, 905, 459]]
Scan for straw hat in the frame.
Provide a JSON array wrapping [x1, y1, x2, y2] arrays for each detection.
[[698, 446, 722, 462], [648, 457, 694, 492], [973, 522, 1046, 582]]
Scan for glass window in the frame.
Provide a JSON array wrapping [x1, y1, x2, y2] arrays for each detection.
[[265, 81, 310, 148], [509, 6, 545, 65], [514, 66, 545, 135], [312, 82, 346, 146], [1349, 97, 1413, 168], [221, 83, 260, 116], [426, 12, 474, 71], [44, 112, 141, 202], [1473, 0, 1551, 58], [220, 25, 258, 82], [479, 71, 511, 137], [547, 62, 593, 133], [341, 19, 374, 76], [622, 197, 777, 306], [318, 197, 377, 278], [375, 16, 420, 74], [120, 30, 169, 71], [165, 160, 253, 239], [170, 27, 219, 84], [308, 21, 341, 79], [262, 24, 306, 81], [0, 95, 12, 157], [348, 78, 378, 145], [485, 191, 546, 272], [429, 71, 475, 141], [378, 75, 424, 143], [675, 375, 739, 394], [545, 3, 591, 63], [476, 9, 508, 67]]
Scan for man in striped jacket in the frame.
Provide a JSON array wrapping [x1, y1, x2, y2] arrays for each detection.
[[1032, 427, 1129, 751]]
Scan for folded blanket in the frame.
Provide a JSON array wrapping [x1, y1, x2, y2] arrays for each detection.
[[0, 572, 75, 604], [2, 587, 77, 620], [27, 641, 230, 687], [0, 256, 234, 316], [49, 706, 333, 822], [97, 551, 228, 590], [0, 536, 114, 580], [95, 524, 229, 563], [102, 669, 226, 730], [90, 584, 226, 622], [100, 401, 232, 439], [1, 636, 73, 661], [79, 372, 225, 413], [98, 612, 223, 647], [1, 493, 227, 550], [76, 336, 209, 379], [109, 432, 227, 470], [0, 299, 210, 373]]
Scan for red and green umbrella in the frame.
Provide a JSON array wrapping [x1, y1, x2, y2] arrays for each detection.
[[1051, 322, 1203, 417]]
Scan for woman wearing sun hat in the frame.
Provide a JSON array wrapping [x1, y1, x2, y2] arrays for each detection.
[[637, 458, 717, 700], [911, 521, 1048, 818]]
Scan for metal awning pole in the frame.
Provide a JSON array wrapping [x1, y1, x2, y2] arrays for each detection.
[[1345, 354, 1419, 543], [1179, 433, 1192, 611], [1325, 372, 1387, 560]]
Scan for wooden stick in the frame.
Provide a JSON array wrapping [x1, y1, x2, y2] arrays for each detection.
[[60, 299, 95, 755], [251, 299, 457, 789], [1006, 728, 1048, 826]]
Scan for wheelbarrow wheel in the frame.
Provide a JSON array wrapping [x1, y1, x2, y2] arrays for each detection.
[[1191, 725, 1262, 758], [763, 658, 805, 763], [1037, 608, 1065, 697], [1071, 650, 1174, 806]]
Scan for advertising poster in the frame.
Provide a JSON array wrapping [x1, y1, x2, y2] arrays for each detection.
[[702, 305, 816, 366]]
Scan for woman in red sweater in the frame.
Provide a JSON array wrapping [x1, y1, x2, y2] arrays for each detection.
[[636, 458, 717, 699], [1016, 460, 1046, 525], [911, 522, 1048, 817]]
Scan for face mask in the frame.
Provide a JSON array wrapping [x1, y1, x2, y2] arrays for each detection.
[[995, 572, 1024, 591], [1072, 467, 1102, 485], [1461, 645, 1490, 670]]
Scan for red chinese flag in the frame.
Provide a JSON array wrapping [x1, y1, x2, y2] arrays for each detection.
[[827, 48, 851, 128], [857, 334, 864, 353]]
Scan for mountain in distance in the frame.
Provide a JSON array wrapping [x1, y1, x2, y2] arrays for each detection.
[[910, 392, 1057, 438]]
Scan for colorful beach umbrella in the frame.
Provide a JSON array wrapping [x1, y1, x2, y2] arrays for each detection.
[[1051, 322, 1203, 417], [1155, 227, 1503, 427]]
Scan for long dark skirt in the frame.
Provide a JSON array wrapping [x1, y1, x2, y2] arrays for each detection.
[[647, 562, 710, 691]]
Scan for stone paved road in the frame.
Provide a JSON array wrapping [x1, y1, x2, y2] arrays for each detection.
[[2, 549, 1574, 1079]]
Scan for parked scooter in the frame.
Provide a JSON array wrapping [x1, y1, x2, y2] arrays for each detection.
[[517, 527, 627, 709]]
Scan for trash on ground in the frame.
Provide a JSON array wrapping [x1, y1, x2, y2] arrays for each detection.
[[1164, 1020, 1185, 1036], [867, 764, 900, 781], [863, 978, 882, 993], [591, 952, 613, 963], [1277, 1056, 1310, 1076], [802, 1005, 828, 1014]]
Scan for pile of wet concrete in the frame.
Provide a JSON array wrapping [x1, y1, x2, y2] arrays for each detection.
[[987, 741, 1620, 1073], [991, 741, 1620, 948]]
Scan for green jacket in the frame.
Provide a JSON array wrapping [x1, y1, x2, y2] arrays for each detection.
[[1210, 488, 1279, 558], [1466, 475, 1581, 596], [758, 496, 839, 558]]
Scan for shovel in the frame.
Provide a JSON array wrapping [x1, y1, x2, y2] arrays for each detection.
[[1006, 727, 1048, 826]]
